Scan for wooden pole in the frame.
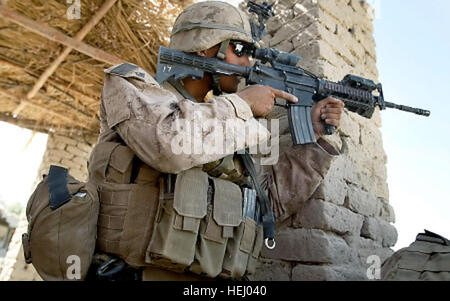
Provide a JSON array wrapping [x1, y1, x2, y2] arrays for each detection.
[[0, 88, 93, 130], [0, 5, 124, 66], [26, 0, 118, 100], [0, 113, 97, 135]]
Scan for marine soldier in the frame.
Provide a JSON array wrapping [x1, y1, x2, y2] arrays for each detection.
[[87, 1, 344, 281]]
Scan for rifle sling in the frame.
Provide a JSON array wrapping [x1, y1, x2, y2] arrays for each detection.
[[238, 151, 275, 241], [168, 78, 198, 103]]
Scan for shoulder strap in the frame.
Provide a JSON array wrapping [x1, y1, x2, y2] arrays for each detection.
[[88, 142, 122, 183], [105, 63, 158, 85], [106, 63, 139, 77]]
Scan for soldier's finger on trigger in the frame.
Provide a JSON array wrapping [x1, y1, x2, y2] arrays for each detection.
[[272, 88, 298, 103]]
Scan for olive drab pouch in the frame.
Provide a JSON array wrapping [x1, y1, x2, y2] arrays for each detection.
[[381, 230, 450, 281], [246, 224, 264, 274], [189, 177, 243, 278], [22, 165, 99, 281], [145, 164, 264, 279], [88, 142, 160, 267], [221, 216, 257, 279], [146, 168, 208, 270]]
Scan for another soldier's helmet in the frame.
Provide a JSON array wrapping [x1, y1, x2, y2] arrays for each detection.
[[169, 1, 255, 53]]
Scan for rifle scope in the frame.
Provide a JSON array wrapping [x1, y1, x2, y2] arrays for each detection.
[[253, 48, 301, 67]]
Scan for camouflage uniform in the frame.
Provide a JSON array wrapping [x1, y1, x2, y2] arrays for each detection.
[[93, 1, 340, 280]]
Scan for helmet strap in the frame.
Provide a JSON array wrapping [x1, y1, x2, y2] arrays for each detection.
[[212, 39, 230, 95], [216, 39, 230, 60]]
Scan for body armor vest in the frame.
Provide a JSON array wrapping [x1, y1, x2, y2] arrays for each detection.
[[88, 140, 263, 279]]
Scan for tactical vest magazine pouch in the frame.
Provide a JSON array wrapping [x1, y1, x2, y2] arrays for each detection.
[[145, 167, 262, 279], [246, 223, 264, 275], [221, 216, 257, 279], [22, 165, 99, 281], [189, 178, 242, 278], [146, 168, 208, 270], [90, 142, 160, 267]]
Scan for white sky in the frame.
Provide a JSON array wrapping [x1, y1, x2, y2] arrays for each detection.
[[373, 0, 450, 249], [0, 0, 448, 251], [0, 122, 47, 208]]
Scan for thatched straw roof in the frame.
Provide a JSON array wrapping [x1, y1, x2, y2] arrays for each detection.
[[0, 0, 193, 136]]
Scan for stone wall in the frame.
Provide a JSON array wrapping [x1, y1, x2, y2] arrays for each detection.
[[250, 0, 397, 281], [0, 132, 97, 281]]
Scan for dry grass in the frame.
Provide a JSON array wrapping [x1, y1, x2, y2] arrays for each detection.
[[0, 0, 192, 135]]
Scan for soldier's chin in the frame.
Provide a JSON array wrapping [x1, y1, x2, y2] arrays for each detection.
[[221, 79, 240, 93]]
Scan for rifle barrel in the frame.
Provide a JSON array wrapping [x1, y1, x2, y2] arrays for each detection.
[[384, 101, 431, 117]]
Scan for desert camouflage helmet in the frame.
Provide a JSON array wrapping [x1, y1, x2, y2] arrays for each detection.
[[169, 1, 255, 52]]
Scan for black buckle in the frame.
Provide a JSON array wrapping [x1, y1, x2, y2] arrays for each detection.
[[96, 257, 127, 280], [48, 165, 72, 210]]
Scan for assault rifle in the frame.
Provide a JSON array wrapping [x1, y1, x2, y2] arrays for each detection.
[[155, 46, 431, 145]]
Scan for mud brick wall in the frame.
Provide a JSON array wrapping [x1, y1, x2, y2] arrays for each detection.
[[36, 133, 98, 182], [250, 0, 397, 281]]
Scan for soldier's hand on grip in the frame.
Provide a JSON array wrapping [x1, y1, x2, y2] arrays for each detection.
[[311, 97, 344, 139]]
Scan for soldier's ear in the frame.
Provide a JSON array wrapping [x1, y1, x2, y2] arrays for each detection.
[[196, 50, 207, 57]]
